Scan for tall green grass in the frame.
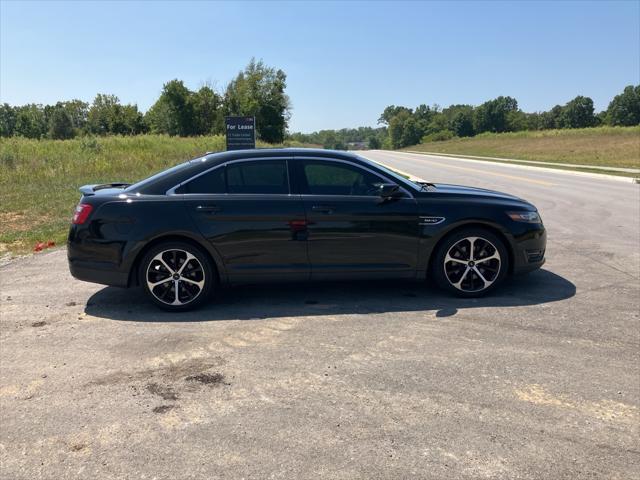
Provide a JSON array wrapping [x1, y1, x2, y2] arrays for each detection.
[[405, 126, 640, 168], [0, 134, 300, 255]]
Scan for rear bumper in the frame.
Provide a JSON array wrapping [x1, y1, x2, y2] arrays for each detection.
[[67, 224, 130, 287], [68, 259, 129, 287]]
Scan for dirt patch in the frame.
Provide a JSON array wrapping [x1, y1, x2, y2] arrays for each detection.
[[31, 321, 46, 328], [65, 301, 77, 307], [0, 212, 27, 233], [185, 372, 227, 386], [152, 405, 175, 414], [146, 383, 179, 401], [514, 384, 638, 423], [0, 211, 54, 234], [69, 443, 88, 452], [89, 357, 226, 387]]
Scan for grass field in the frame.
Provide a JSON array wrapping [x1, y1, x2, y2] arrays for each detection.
[[0, 135, 302, 256], [403, 126, 640, 170]]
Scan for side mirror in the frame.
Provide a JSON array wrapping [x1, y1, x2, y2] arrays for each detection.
[[378, 183, 403, 199]]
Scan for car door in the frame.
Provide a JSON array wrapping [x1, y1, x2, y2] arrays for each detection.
[[178, 157, 310, 283], [293, 157, 420, 280]]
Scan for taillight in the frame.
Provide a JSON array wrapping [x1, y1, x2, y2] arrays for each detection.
[[72, 204, 93, 225]]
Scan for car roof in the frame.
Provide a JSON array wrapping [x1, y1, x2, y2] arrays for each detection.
[[202, 148, 361, 162]]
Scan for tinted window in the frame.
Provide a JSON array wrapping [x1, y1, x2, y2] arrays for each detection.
[[302, 161, 384, 196], [227, 160, 289, 194], [180, 167, 225, 194]]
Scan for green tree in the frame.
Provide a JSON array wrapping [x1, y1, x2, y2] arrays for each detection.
[[146, 80, 195, 136], [539, 105, 563, 129], [191, 85, 223, 135], [224, 59, 290, 143], [387, 110, 411, 148], [378, 105, 412, 125], [60, 100, 89, 132], [14, 104, 47, 138], [425, 113, 449, 135], [606, 85, 640, 126], [120, 104, 146, 135], [473, 96, 518, 133], [450, 108, 475, 137], [506, 110, 528, 131], [0, 103, 16, 137], [400, 116, 422, 147], [48, 104, 74, 139], [368, 135, 381, 149], [559, 96, 596, 128], [88, 94, 122, 135]]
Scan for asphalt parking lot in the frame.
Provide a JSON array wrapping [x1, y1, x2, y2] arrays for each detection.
[[1, 152, 638, 479]]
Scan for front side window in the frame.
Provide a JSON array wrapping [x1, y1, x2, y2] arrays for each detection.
[[301, 161, 385, 196], [227, 160, 289, 194]]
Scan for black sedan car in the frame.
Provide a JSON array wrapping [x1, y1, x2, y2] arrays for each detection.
[[68, 148, 546, 311]]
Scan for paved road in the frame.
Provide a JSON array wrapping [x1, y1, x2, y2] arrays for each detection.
[[1, 152, 639, 479]]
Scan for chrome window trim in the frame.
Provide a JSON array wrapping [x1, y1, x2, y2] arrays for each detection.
[[166, 157, 292, 196], [167, 155, 414, 199], [296, 157, 414, 199]]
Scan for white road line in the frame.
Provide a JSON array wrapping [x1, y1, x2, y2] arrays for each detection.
[[378, 150, 638, 184]]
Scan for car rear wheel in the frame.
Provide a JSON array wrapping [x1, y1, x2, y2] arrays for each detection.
[[431, 228, 509, 297], [140, 241, 214, 311]]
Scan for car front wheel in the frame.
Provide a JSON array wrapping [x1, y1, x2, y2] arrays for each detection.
[[139, 241, 214, 311], [431, 228, 509, 297]]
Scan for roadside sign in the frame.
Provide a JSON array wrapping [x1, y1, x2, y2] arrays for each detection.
[[225, 116, 256, 150]]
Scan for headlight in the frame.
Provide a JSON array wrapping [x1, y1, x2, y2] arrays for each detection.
[[507, 211, 541, 223]]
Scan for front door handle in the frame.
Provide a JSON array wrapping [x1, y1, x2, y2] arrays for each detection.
[[312, 205, 334, 214], [196, 205, 222, 213]]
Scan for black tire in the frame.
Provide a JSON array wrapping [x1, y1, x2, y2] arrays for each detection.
[[139, 241, 215, 311], [430, 227, 509, 297]]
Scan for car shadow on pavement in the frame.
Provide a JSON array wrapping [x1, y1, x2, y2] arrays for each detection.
[[84, 268, 576, 323]]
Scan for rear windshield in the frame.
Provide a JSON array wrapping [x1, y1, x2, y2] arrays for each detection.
[[125, 157, 203, 192]]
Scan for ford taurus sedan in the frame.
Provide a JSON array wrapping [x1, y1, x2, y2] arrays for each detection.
[[67, 148, 546, 311]]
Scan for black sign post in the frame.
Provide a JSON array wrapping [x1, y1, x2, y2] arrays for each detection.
[[225, 116, 256, 150]]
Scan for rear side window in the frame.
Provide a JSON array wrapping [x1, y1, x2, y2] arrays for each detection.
[[227, 160, 289, 194], [179, 167, 225, 194]]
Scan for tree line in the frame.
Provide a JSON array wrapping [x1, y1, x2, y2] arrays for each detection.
[[375, 85, 640, 149], [284, 85, 638, 150], [287, 126, 387, 150], [0, 59, 290, 144]]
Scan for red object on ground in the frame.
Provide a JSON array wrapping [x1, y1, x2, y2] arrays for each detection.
[[34, 241, 56, 252]]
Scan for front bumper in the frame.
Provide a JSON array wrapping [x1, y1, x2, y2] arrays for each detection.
[[511, 226, 547, 275]]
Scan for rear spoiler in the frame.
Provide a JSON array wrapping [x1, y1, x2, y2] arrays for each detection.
[[79, 183, 131, 196]]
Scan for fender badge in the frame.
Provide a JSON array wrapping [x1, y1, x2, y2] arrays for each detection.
[[419, 216, 445, 225]]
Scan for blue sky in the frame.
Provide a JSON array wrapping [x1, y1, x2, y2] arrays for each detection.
[[1, 0, 638, 132]]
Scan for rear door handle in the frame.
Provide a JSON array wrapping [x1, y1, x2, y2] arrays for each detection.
[[312, 205, 334, 214], [196, 205, 222, 213]]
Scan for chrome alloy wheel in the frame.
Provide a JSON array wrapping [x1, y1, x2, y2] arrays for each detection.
[[443, 236, 501, 292], [145, 249, 205, 306]]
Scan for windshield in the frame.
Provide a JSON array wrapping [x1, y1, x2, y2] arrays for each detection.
[[358, 156, 422, 191]]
